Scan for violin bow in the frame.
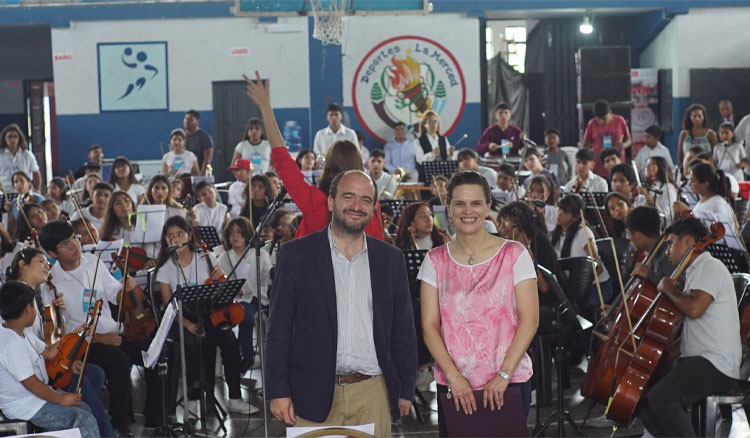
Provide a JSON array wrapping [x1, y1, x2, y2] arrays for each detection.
[[115, 244, 131, 334], [579, 209, 607, 317], [75, 300, 103, 393], [66, 171, 97, 245]]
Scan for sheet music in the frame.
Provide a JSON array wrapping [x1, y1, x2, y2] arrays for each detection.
[[81, 239, 123, 265], [142, 302, 176, 369], [132, 205, 167, 244]]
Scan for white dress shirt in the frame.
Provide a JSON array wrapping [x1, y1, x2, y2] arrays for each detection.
[[313, 125, 359, 156]]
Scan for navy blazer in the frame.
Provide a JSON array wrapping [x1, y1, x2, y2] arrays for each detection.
[[265, 228, 418, 422]]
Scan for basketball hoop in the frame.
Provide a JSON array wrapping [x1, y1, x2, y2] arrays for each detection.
[[309, 0, 350, 46]]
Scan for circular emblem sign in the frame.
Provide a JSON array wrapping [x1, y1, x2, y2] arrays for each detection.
[[352, 35, 466, 143]]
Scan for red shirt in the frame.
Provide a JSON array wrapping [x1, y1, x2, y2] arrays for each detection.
[[583, 114, 630, 177], [476, 124, 524, 156], [271, 148, 384, 240]]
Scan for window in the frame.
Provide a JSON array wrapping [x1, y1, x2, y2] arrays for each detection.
[[504, 26, 526, 73]]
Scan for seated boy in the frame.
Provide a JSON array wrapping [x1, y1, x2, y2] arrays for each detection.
[[227, 159, 251, 217], [599, 147, 622, 177], [609, 163, 647, 207], [457, 148, 498, 188], [495, 163, 524, 202], [544, 128, 572, 185], [192, 180, 230, 236], [368, 149, 397, 200], [564, 148, 608, 193], [523, 147, 560, 189], [0, 281, 99, 438]]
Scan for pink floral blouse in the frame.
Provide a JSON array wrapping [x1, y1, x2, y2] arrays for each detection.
[[418, 240, 536, 389]]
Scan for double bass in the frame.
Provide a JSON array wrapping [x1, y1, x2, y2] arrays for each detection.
[[582, 222, 725, 425]]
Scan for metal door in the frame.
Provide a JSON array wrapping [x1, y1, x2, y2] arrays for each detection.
[[212, 80, 262, 182]]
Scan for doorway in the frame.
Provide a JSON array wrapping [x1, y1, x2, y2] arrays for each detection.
[[211, 80, 262, 183]]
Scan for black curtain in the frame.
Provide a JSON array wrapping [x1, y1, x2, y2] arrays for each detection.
[[487, 56, 529, 133]]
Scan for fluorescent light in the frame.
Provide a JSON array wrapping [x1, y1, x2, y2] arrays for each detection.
[[580, 16, 593, 34]]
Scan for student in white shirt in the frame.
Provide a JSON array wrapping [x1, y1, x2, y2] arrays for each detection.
[[39, 220, 162, 433], [0, 124, 41, 192], [46, 177, 76, 219], [162, 128, 200, 177], [415, 110, 455, 163], [232, 118, 271, 175], [525, 175, 559, 234], [155, 216, 254, 415], [215, 217, 271, 379], [610, 164, 647, 208], [227, 159, 251, 217], [639, 156, 678, 225], [551, 194, 612, 314], [191, 180, 229, 236], [0, 281, 99, 438], [312, 102, 358, 156], [634, 125, 674, 181], [564, 148, 609, 193], [108, 156, 145, 204], [144, 174, 186, 220], [713, 122, 747, 182], [368, 148, 398, 200], [458, 148, 498, 188], [69, 182, 113, 232], [100, 191, 135, 242]]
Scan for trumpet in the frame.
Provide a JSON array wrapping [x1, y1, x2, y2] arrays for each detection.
[[379, 167, 406, 199]]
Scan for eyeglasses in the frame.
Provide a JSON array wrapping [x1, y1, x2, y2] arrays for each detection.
[[57, 235, 81, 250], [5, 134, 19, 139]]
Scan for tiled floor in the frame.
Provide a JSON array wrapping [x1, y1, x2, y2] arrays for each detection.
[[121, 359, 668, 437]]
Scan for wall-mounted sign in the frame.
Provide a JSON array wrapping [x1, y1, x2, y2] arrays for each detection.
[[98, 41, 168, 112]]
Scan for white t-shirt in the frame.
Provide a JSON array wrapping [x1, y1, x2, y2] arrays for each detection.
[[680, 251, 741, 378], [652, 181, 678, 226], [69, 205, 105, 232], [0, 325, 48, 420], [115, 183, 146, 204], [633, 142, 674, 180], [228, 181, 246, 217], [564, 172, 609, 193], [235, 140, 271, 175], [57, 199, 77, 219], [163, 150, 198, 176], [478, 166, 498, 189], [693, 194, 741, 248], [415, 234, 434, 251], [193, 202, 228, 235], [313, 125, 359, 156], [215, 246, 272, 306], [48, 253, 122, 334], [0, 148, 40, 194], [417, 240, 536, 287], [372, 172, 398, 200], [713, 141, 747, 182], [552, 225, 610, 283], [156, 252, 215, 291], [543, 205, 558, 234]]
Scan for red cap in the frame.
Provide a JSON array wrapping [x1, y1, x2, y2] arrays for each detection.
[[227, 158, 252, 171]]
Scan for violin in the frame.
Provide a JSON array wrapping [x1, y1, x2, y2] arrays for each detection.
[[583, 223, 725, 425], [46, 300, 102, 390], [42, 275, 66, 345], [197, 239, 245, 330], [107, 241, 152, 272], [573, 177, 584, 193], [113, 246, 157, 342]]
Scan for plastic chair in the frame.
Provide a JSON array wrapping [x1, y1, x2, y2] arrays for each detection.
[[732, 273, 750, 311], [692, 353, 750, 437]]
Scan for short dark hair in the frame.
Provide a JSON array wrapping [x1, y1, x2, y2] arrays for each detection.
[[457, 148, 478, 161], [326, 103, 343, 114], [446, 170, 491, 205], [170, 128, 186, 139], [645, 125, 662, 139], [369, 148, 386, 160], [626, 206, 662, 238], [394, 121, 406, 128], [93, 182, 114, 194], [610, 163, 636, 185], [356, 131, 365, 142], [248, 117, 262, 127], [719, 122, 735, 132], [664, 217, 709, 243], [329, 170, 376, 199], [544, 128, 560, 138], [88, 144, 103, 153], [0, 281, 35, 321], [186, 109, 200, 120], [688, 146, 706, 156], [39, 220, 76, 254], [194, 180, 213, 194], [493, 102, 511, 113], [524, 147, 542, 159], [576, 148, 596, 162], [598, 147, 620, 164], [593, 99, 610, 118], [264, 171, 279, 179]]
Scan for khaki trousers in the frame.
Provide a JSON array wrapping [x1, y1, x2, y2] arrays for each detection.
[[296, 375, 392, 438]]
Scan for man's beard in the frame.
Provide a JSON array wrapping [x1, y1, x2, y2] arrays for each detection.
[[332, 207, 371, 235]]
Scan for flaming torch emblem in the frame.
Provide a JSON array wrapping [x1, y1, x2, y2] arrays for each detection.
[[387, 50, 431, 115]]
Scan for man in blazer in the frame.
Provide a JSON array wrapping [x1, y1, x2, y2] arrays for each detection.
[[266, 170, 417, 437]]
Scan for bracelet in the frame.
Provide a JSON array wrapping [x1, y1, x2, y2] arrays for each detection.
[[446, 374, 463, 400]]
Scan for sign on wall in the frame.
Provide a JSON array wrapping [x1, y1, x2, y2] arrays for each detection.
[[98, 42, 168, 111], [351, 35, 466, 143]]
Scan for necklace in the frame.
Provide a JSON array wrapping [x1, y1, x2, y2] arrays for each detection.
[[454, 231, 487, 265]]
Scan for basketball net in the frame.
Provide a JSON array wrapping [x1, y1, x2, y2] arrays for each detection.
[[309, 0, 348, 46]]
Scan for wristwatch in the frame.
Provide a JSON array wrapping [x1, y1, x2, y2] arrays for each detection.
[[497, 370, 511, 381]]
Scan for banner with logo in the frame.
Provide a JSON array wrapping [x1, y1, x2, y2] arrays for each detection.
[[631, 68, 659, 157], [343, 14, 480, 144]]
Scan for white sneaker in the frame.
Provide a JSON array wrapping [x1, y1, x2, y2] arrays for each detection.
[[227, 398, 259, 414], [587, 414, 617, 428]]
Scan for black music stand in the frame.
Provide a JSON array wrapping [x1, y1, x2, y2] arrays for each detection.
[[582, 191, 608, 208], [381, 200, 418, 223], [533, 265, 586, 438], [421, 160, 458, 185], [707, 243, 750, 274], [181, 280, 245, 435], [196, 226, 222, 250], [402, 249, 431, 422]]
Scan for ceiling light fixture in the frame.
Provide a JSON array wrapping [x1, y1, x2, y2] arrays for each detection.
[[580, 14, 594, 34]]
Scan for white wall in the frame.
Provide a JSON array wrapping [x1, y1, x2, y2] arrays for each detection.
[[51, 16, 310, 115], [640, 6, 750, 97]]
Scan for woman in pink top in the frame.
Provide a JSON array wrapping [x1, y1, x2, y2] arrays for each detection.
[[419, 170, 539, 435]]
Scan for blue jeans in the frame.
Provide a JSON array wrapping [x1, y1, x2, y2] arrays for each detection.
[[66, 365, 115, 437], [238, 300, 257, 365], [30, 394, 99, 438]]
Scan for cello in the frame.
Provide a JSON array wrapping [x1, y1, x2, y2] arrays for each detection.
[[583, 222, 725, 425]]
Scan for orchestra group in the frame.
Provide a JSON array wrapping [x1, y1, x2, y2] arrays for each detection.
[[0, 71, 748, 438]]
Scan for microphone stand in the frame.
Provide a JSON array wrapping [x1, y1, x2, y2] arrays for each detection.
[[212, 188, 286, 438]]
